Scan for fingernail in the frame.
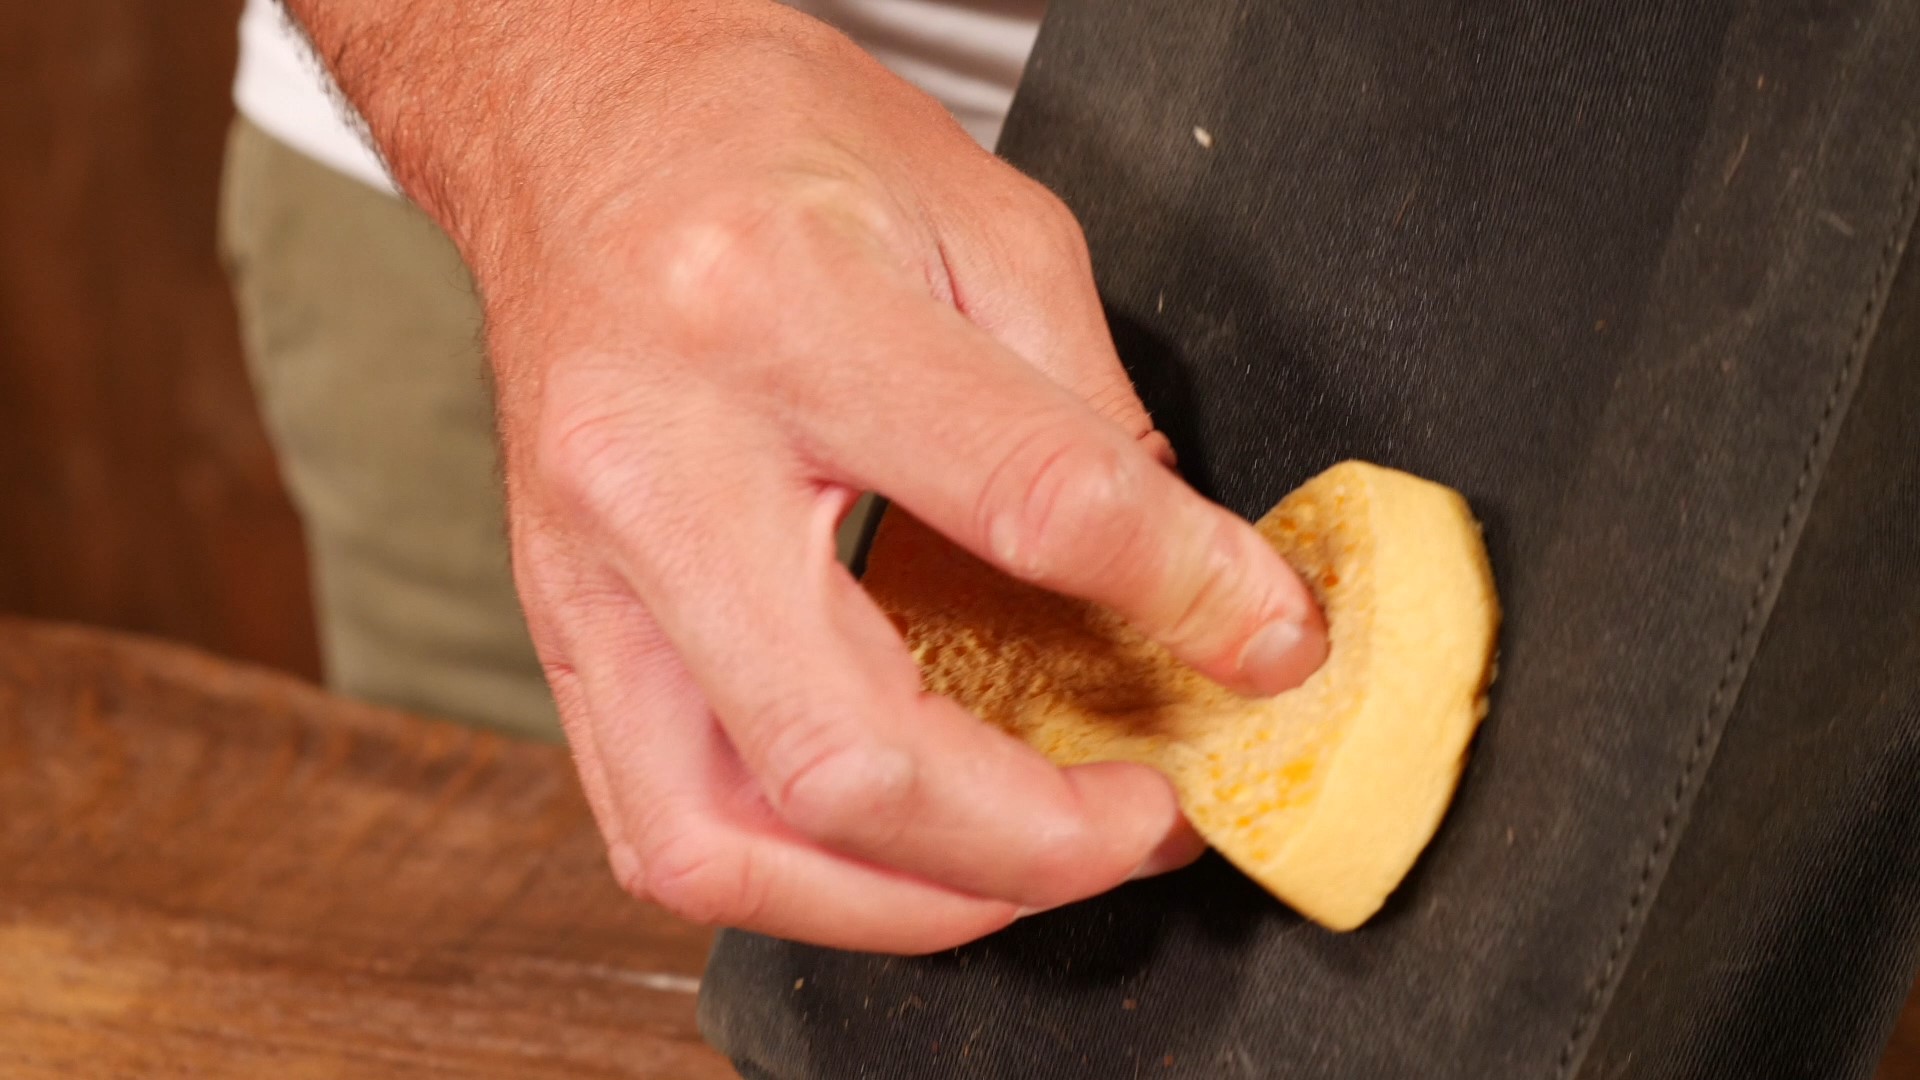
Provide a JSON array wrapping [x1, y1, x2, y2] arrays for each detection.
[[1238, 616, 1310, 696], [1129, 821, 1209, 881], [1129, 843, 1203, 881]]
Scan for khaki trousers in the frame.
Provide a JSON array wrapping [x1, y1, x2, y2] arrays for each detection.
[[218, 117, 560, 739]]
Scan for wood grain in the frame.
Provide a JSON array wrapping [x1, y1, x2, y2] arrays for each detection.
[[0, 617, 734, 1078]]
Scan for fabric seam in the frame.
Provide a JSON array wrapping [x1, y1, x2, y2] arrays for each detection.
[[1551, 147, 1920, 1079]]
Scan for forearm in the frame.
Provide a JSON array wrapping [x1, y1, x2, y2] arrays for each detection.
[[277, 0, 748, 271]]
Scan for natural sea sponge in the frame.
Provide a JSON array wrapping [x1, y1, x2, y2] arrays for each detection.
[[863, 461, 1500, 930]]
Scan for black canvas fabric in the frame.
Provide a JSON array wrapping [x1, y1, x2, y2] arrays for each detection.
[[698, 2, 1920, 1076]]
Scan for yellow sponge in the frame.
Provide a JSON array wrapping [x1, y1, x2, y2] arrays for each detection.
[[862, 460, 1500, 930]]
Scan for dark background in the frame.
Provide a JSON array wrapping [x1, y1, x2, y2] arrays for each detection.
[[1, 0, 318, 679], [0, 1, 1914, 1075]]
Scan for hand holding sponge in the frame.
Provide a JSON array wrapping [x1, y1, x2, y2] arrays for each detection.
[[863, 461, 1500, 930]]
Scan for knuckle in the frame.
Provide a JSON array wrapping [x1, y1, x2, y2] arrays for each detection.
[[607, 843, 652, 902], [1018, 183, 1092, 266], [979, 427, 1151, 584], [637, 828, 767, 928], [760, 709, 917, 846], [650, 211, 773, 325], [652, 175, 900, 334], [530, 398, 641, 521], [1159, 518, 1249, 647], [1146, 513, 1283, 663], [776, 173, 903, 251]]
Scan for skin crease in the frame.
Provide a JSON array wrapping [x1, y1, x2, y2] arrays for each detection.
[[282, 0, 1329, 953]]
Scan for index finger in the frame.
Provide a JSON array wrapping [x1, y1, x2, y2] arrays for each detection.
[[802, 279, 1328, 697]]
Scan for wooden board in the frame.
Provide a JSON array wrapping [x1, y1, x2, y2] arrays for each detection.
[[0, 617, 734, 1078]]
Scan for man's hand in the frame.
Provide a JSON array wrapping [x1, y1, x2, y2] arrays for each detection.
[[289, 0, 1327, 953]]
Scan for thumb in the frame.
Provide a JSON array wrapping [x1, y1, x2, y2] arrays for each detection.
[[817, 280, 1327, 696]]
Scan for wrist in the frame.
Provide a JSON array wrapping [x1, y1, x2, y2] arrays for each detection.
[[281, 0, 783, 286]]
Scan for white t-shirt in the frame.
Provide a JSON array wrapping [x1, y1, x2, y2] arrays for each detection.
[[233, 0, 1047, 194]]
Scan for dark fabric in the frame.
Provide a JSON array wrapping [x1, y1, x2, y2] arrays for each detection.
[[699, 2, 1920, 1076]]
